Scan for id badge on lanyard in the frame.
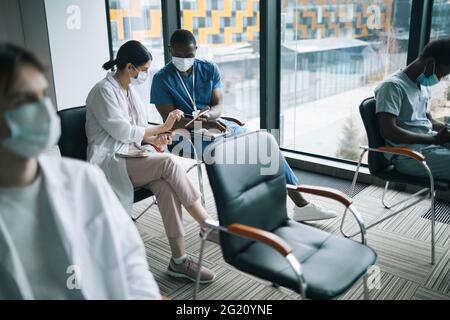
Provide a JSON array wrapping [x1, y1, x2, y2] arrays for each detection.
[[176, 68, 199, 116]]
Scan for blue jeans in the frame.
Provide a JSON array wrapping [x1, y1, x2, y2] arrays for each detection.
[[170, 119, 299, 185], [393, 144, 450, 181]]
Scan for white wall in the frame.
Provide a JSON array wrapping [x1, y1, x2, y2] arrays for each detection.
[[44, 0, 110, 110], [20, 0, 57, 106]]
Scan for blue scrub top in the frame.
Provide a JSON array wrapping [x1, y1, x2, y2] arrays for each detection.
[[150, 59, 222, 115]]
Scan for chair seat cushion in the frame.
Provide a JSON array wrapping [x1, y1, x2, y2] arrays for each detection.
[[134, 188, 154, 203], [230, 220, 377, 300], [373, 166, 450, 191]]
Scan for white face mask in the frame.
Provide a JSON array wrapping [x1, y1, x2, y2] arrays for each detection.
[[1, 97, 61, 158], [172, 57, 195, 72], [130, 65, 148, 85]]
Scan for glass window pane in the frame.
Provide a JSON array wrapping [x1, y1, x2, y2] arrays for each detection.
[[430, 0, 450, 40], [429, 0, 450, 126], [280, 0, 412, 162], [180, 0, 260, 130], [108, 0, 164, 123]]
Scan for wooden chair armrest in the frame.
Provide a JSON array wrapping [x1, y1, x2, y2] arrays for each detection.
[[287, 184, 353, 207], [378, 146, 425, 162], [221, 116, 245, 127], [228, 223, 292, 256]]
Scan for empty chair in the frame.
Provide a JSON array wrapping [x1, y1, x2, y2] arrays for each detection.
[[195, 131, 377, 300]]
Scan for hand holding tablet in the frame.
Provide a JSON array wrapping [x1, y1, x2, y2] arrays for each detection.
[[184, 107, 211, 127]]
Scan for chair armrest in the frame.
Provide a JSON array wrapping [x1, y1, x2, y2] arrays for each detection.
[[286, 185, 368, 243], [287, 184, 353, 207], [221, 116, 245, 127], [202, 220, 307, 297], [378, 147, 425, 161], [228, 223, 292, 257], [360, 145, 425, 162]]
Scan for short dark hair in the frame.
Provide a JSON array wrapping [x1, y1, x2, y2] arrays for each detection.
[[0, 43, 46, 97], [170, 29, 197, 47], [102, 40, 152, 71], [420, 38, 450, 66]]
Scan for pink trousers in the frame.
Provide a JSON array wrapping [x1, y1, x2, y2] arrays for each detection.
[[126, 154, 200, 238]]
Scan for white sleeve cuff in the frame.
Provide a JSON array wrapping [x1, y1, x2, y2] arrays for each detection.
[[131, 126, 146, 144]]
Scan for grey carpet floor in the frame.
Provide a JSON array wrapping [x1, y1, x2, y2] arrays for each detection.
[[422, 200, 450, 225], [133, 157, 450, 300]]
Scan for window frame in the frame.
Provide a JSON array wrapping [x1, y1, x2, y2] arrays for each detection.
[[272, 0, 435, 166], [104, 0, 437, 167]]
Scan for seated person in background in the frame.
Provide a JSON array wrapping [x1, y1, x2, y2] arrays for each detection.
[[375, 38, 450, 180], [86, 40, 217, 284], [151, 29, 337, 222], [0, 43, 160, 299]]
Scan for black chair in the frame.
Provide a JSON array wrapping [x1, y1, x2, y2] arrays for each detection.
[[166, 116, 246, 207], [57, 106, 156, 221], [343, 97, 450, 265], [196, 131, 377, 300]]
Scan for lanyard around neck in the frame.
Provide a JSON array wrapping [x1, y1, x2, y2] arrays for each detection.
[[176, 67, 197, 111]]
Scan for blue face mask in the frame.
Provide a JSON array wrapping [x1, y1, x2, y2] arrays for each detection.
[[1, 97, 61, 158], [417, 62, 439, 87]]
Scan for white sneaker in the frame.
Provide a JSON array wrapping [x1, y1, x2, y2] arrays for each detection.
[[292, 203, 338, 222]]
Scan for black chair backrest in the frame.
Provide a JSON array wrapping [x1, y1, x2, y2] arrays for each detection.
[[359, 97, 390, 173], [204, 131, 288, 261], [57, 106, 87, 161]]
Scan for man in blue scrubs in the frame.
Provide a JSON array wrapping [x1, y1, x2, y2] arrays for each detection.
[[376, 38, 450, 180], [151, 29, 337, 221]]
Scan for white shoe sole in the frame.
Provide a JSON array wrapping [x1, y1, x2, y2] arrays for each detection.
[[293, 213, 337, 222], [167, 269, 216, 284]]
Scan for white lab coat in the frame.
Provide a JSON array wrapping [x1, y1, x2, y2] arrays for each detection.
[[85, 72, 149, 213], [0, 155, 160, 300]]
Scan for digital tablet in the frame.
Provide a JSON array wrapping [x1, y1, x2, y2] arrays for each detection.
[[184, 107, 211, 127]]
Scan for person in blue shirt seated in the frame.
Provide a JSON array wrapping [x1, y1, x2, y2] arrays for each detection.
[[375, 38, 450, 180], [150, 29, 337, 222]]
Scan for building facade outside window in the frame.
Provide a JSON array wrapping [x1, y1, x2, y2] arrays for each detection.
[[108, 0, 164, 123], [180, 0, 261, 130]]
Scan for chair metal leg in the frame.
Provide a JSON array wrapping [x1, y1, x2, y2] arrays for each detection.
[[285, 253, 307, 299], [381, 162, 436, 265], [193, 227, 211, 300], [363, 275, 370, 300], [196, 161, 206, 207], [431, 191, 436, 265], [186, 162, 205, 206], [420, 161, 436, 265], [349, 149, 437, 266], [382, 181, 391, 209], [185, 162, 206, 206], [381, 182, 430, 212], [348, 149, 366, 198], [180, 133, 206, 207], [132, 197, 157, 222], [341, 190, 428, 239]]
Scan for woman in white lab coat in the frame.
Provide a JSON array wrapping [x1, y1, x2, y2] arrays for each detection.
[[86, 40, 216, 283], [0, 44, 160, 299]]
